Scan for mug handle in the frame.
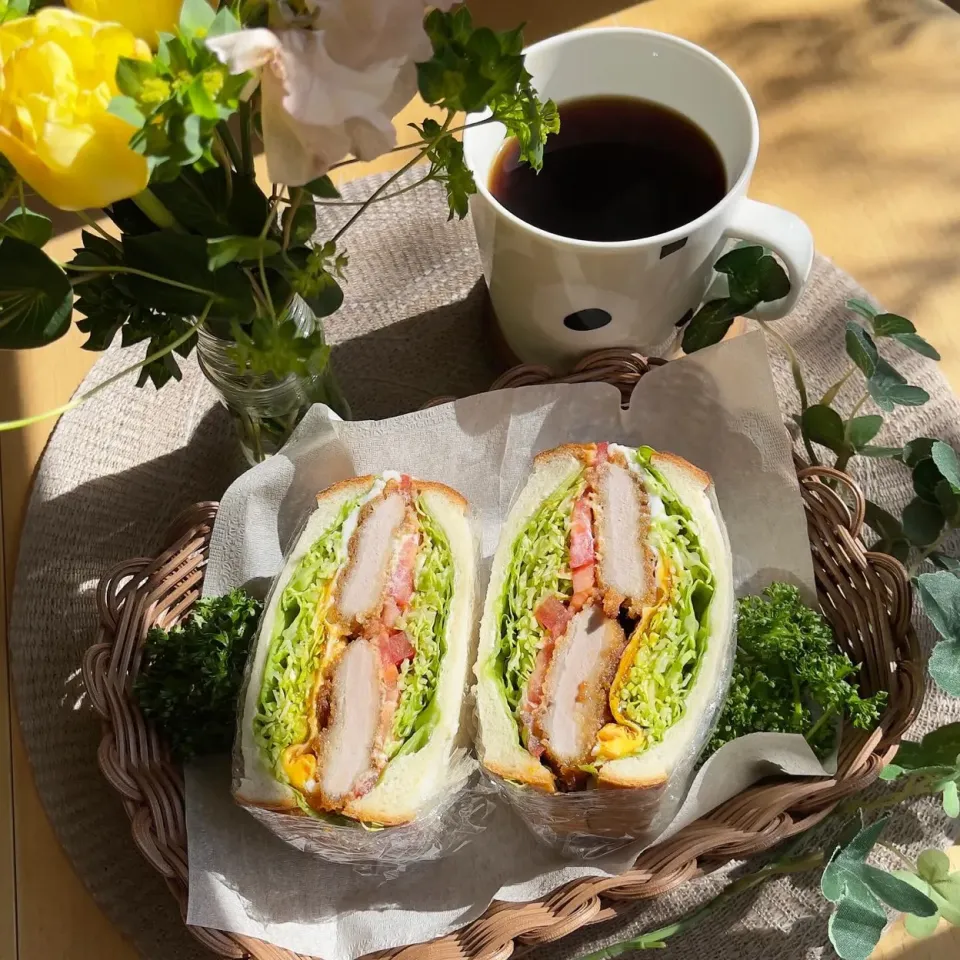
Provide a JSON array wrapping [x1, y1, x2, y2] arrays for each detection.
[[721, 197, 815, 321]]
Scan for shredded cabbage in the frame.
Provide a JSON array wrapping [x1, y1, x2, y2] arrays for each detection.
[[390, 498, 455, 756], [253, 495, 360, 775], [490, 468, 585, 716], [611, 448, 715, 748]]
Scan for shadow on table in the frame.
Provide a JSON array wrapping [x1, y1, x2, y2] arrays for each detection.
[[8, 403, 245, 960], [700, 0, 960, 324], [330, 277, 505, 420], [8, 277, 523, 958]]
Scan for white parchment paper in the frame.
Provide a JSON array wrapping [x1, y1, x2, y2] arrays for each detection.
[[187, 332, 827, 959]]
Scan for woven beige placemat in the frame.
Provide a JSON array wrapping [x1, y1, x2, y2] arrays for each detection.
[[8, 170, 960, 960]]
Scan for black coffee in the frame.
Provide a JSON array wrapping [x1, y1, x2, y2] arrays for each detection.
[[489, 95, 726, 242]]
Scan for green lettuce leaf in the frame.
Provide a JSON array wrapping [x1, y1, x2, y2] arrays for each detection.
[[489, 468, 585, 717], [612, 449, 715, 750], [391, 497, 455, 756], [253, 495, 361, 776]]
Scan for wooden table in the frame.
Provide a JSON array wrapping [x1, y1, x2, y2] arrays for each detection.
[[2, 0, 960, 956]]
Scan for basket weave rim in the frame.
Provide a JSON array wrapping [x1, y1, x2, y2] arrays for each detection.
[[81, 347, 922, 960]]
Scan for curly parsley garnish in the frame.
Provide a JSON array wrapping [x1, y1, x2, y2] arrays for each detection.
[[707, 583, 886, 757], [134, 588, 262, 761]]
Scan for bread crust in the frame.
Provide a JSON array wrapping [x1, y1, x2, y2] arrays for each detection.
[[533, 442, 596, 470], [234, 794, 300, 812], [413, 478, 469, 510], [314, 474, 376, 506], [483, 756, 557, 793], [650, 451, 711, 490], [596, 767, 669, 790]]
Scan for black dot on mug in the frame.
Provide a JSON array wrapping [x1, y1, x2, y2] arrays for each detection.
[[563, 308, 612, 332], [659, 237, 688, 259]]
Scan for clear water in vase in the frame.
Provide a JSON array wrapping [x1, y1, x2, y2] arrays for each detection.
[[196, 296, 350, 464]]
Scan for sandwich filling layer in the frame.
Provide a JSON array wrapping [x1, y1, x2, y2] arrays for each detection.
[[253, 475, 454, 817], [487, 444, 716, 787]]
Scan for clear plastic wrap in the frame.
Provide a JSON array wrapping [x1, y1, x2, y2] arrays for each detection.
[[232, 475, 492, 867], [475, 454, 738, 859], [236, 753, 495, 868], [477, 601, 735, 859]]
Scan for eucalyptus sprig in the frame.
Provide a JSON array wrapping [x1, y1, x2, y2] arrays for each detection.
[[610, 248, 960, 960], [681, 245, 791, 353]]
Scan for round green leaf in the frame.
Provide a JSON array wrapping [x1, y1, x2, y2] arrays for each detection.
[[681, 299, 736, 353], [4, 207, 52, 247], [872, 313, 915, 336], [756, 254, 790, 301], [943, 779, 960, 818], [905, 907, 941, 939], [903, 437, 937, 466], [868, 358, 908, 412], [846, 414, 883, 449], [934, 481, 960, 524], [916, 573, 960, 643], [893, 722, 960, 771], [858, 863, 938, 916], [303, 277, 344, 319], [179, 0, 216, 34], [846, 321, 879, 378], [828, 893, 887, 960], [859, 445, 904, 458], [822, 860, 847, 903], [0, 236, 73, 348], [902, 497, 944, 546], [303, 175, 341, 199], [933, 441, 960, 491], [894, 332, 941, 361], [887, 382, 930, 407], [865, 499, 905, 543], [802, 404, 847, 454], [918, 851, 951, 884], [715, 244, 763, 276], [913, 459, 944, 503], [930, 640, 960, 697], [933, 875, 960, 917], [847, 297, 879, 320]]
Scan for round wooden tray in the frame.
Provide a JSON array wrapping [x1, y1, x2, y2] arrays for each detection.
[[81, 349, 923, 960]]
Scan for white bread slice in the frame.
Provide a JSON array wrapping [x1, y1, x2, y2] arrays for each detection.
[[597, 450, 735, 789], [235, 474, 379, 810], [235, 476, 476, 826], [474, 446, 591, 793], [475, 444, 734, 800], [343, 483, 476, 825]]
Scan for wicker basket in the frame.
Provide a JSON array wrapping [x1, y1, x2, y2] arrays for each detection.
[[81, 349, 924, 960]]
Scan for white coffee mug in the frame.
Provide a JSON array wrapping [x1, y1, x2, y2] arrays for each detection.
[[462, 28, 814, 368]]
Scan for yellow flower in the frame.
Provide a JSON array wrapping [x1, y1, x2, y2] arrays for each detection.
[[65, 0, 185, 48], [0, 9, 151, 211]]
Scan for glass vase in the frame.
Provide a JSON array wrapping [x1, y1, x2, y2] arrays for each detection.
[[196, 296, 350, 465]]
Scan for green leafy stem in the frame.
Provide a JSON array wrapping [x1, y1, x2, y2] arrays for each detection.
[[582, 735, 960, 960], [0, 3, 557, 430], [593, 248, 960, 960]]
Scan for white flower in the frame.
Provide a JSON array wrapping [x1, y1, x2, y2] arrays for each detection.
[[206, 0, 456, 186]]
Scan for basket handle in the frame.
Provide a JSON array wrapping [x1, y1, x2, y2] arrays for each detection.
[[795, 463, 866, 539]]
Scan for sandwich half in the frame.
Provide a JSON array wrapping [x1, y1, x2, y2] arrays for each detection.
[[236, 472, 475, 826], [476, 443, 733, 795]]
